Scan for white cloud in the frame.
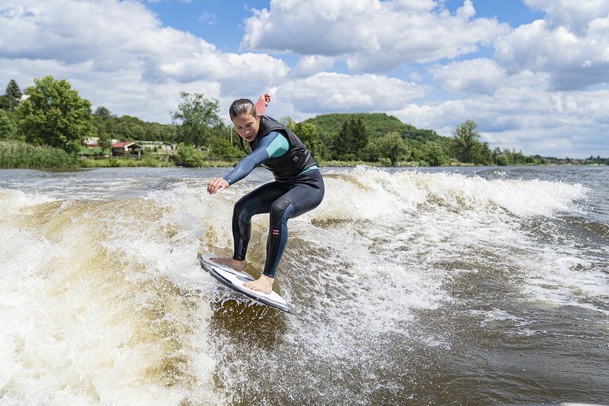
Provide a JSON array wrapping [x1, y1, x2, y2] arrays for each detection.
[[431, 58, 507, 95], [496, 1, 609, 90], [0, 0, 288, 121], [389, 75, 609, 157], [524, 0, 609, 33], [277, 72, 425, 115], [242, 0, 510, 72], [291, 56, 336, 78]]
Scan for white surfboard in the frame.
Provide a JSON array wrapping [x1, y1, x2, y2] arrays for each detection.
[[198, 253, 295, 314]]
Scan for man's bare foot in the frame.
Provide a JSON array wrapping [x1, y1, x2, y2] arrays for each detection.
[[211, 257, 245, 271], [244, 274, 274, 294]]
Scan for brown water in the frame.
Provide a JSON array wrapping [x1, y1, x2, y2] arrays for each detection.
[[0, 166, 607, 405]]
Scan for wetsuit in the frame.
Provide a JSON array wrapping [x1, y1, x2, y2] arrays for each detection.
[[223, 116, 324, 278]]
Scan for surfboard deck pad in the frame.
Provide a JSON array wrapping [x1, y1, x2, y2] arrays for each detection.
[[198, 253, 295, 314]]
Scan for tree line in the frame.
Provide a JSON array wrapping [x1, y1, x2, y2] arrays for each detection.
[[1, 76, 606, 169]]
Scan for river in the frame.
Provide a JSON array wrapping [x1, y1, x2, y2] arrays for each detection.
[[0, 166, 607, 405]]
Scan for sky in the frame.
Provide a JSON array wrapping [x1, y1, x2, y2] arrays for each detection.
[[1, 0, 608, 158]]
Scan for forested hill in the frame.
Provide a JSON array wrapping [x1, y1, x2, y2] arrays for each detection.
[[302, 112, 446, 143]]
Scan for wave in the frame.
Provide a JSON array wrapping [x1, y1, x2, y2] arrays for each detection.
[[0, 166, 606, 405]]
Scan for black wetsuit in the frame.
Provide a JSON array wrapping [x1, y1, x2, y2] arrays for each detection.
[[223, 116, 324, 278]]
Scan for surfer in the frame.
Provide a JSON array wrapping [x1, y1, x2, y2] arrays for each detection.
[[207, 94, 324, 294]]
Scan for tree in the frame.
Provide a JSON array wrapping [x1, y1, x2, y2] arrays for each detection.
[[291, 121, 329, 161], [210, 137, 242, 159], [0, 110, 18, 139], [6, 80, 22, 110], [116, 118, 145, 140], [16, 76, 96, 154], [450, 119, 482, 164], [495, 153, 509, 166], [174, 143, 204, 167], [171, 92, 222, 149], [94, 106, 113, 120], [374, 133, 408, 166], [92, 106, 115, 155], [208, 121, 242, 158], [334, 118, 368, 160], [421, 142, 448, 166]]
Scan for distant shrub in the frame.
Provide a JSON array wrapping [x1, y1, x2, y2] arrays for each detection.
[[0, 140, 79, 169]]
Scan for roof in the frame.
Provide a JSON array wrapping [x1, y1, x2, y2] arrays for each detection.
[[112, 142, 141, 148]]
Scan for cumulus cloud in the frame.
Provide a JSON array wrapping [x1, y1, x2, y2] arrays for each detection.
[[0, 0, 287, 121], [290, 55, 336, 78], [390, 74, 609, 157], [431, 59, 507, 95], [495, 0, 609, 90], [242, 0, 510, 72], [278, 72, 425, 115], [524, 0, 609, 33]]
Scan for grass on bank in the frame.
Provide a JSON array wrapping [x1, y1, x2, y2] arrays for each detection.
[[2, 140, 596, 170], [0, 140, 239, 169], [0, 140, 80, 169]]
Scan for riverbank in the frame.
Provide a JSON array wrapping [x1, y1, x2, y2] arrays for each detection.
[[1, 140, 606, 170]]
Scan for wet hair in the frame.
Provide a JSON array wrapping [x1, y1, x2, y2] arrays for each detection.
[[229, 98, 257, 120]]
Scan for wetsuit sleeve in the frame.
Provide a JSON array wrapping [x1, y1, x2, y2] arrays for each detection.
[[223, 132, 290, 185]]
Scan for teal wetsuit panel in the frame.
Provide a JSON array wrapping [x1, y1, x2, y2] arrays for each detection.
[[223, 132, 289, 185]]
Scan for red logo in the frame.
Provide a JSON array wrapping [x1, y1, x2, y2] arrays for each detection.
[[272, 229, 280, 235]]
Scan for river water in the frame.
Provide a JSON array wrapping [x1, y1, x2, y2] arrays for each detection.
[[0, 166, 607, 405]]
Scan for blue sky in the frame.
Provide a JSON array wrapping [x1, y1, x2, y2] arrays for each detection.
[[1, 0, 608, 158]]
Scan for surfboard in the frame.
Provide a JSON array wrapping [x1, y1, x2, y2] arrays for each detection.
[[198, 253, 295, 314]]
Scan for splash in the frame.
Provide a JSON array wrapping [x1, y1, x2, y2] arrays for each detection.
[[0, 166, 606, 405]]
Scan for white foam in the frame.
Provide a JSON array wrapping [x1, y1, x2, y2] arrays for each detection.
[[0, 188, 223, 405], [0, 166, 604, 404]]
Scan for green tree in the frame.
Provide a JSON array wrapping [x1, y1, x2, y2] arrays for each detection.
[[174, 143, 204, 167], [94, 106, 113, 120], [5, 80, 22, 110], [334, 118, 368, 160], [374, 133, 408, 166], [116, 119, 145, 140], [478, 142, 494, 165], [172, 92, 222, 149], [450, 119, 482, 164], [421, 142, 448, 166], [495, 153, 509, 166], [207, 121, 241, 159], [0, 110, 18, 139], [92, 106, 115, 154], [16, 76, 96, 154], [210, 137, 242, 159], [291, 121, 328, 161]]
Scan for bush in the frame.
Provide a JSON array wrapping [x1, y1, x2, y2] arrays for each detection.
[[0, 140, 79, 169], [174, 143, 204, 167], [495, 154, 509, 166]]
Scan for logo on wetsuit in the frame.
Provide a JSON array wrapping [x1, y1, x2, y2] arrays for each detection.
[[272, 229, 280, 236]]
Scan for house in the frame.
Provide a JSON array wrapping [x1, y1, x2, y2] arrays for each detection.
[[111, 142, 142, 156], [79, 143, 107, 157]]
